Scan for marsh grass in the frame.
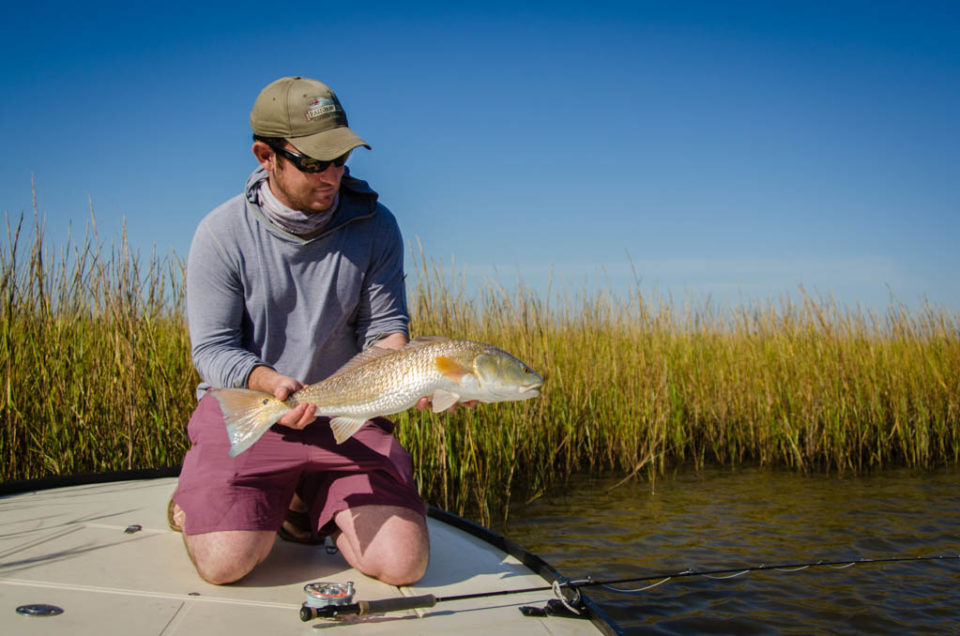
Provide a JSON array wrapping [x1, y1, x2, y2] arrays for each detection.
[[1, 212, 196, 479], [399, 247, 959, 522], [2, 217, 958, 524]]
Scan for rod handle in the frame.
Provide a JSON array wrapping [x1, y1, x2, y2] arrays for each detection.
[[359, 594, 437, 615]]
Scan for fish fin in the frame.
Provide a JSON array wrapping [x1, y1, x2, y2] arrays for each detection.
[[211, 388, 290, 457], [329, 417, 369, 444], [327, 346, 396, 379], [436, 355, 471, 382], [431, 389, 461, 413]]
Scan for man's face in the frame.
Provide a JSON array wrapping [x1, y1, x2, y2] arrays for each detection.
[[254, 141, 347, 213]]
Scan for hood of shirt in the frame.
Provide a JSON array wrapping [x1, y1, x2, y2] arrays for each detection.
[[242, 166, 380, 244]]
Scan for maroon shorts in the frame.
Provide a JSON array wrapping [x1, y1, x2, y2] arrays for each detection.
[[172, 393, 425, 536]]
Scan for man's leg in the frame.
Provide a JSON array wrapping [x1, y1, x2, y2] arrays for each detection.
[[298, 417, 430, 585], [171, 502, 276, 584], [172, 394, 302, 584], [332, 504, 429, 586]]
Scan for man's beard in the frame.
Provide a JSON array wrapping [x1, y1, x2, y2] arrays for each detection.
[[259, 178, 338, 237], [271, 162, 339, 213]]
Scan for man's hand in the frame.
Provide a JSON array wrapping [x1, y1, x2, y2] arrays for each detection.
[[247, 365, 317, 429]]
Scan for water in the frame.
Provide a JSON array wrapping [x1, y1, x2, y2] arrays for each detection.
[[504, 467, 960, 634]]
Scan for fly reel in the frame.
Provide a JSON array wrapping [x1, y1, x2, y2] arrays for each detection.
[[302, 581, 356, 620]]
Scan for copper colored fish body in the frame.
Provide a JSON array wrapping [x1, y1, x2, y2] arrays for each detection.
[[211, 337, 543, 457]]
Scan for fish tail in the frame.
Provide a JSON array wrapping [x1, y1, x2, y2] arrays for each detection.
[[210, 388, 291, 457]]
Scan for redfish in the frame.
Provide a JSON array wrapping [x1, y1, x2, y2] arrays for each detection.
[[211, 336, 543, 457]]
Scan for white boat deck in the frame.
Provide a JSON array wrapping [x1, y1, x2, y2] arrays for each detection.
[[1, 476, 612, 635]]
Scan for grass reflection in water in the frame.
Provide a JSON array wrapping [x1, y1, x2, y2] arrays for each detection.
[[506, 467, 960, 635]]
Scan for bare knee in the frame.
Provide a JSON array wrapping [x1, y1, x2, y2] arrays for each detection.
[[183, 530, 275, 585], [375, 545, 429, 586], [342, 543, 428, 586], [191, 549, 263, 585], [334, 506, 430, 586], [194, 558, 254, 585]]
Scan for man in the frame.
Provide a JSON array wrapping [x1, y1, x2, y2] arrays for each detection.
[[170, 76, 443, 587]]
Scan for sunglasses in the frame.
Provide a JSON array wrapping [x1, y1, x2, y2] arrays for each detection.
[[257, 137, 349, 173]]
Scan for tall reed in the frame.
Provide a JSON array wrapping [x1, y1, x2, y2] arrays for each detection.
[[1, 212, 195, 480], [1, 218, 957, 525]]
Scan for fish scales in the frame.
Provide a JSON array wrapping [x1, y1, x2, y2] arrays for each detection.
[[290, 340, 453, 415]]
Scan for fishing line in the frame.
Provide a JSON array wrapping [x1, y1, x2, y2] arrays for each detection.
[[583, 553, 960, 594], [299, 553, 960, 621]]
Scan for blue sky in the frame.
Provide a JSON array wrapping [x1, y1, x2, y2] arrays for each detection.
[[2, 1, 958, 312]]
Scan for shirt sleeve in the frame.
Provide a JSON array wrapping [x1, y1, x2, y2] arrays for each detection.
[[353, 206, 410, 349], [186, 220, 266, 389]]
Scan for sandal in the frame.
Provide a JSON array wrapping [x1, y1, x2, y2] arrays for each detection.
[[277, 508, 324, 545], [167, 498, 183, 533], [169, 498, 325, 545]]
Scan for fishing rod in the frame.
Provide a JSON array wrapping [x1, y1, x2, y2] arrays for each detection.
[[299, 553, 960, 622]]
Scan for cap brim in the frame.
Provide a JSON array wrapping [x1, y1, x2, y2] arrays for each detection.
[[288, 127, 371, 160]]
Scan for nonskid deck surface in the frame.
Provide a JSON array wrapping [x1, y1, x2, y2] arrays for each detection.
[[0, 477, 602, 635]]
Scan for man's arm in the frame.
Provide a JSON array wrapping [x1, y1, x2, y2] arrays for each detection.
[[353, 209, 410, 349], [187, 220, 266, 390], [188, 217, 315, 428], [372, 332, 409, 350]]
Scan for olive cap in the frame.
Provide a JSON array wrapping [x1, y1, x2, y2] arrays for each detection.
[[250, 76, 370, 160]]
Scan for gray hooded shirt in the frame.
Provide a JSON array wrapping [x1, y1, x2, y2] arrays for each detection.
[[186, 167, 409, 398]]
